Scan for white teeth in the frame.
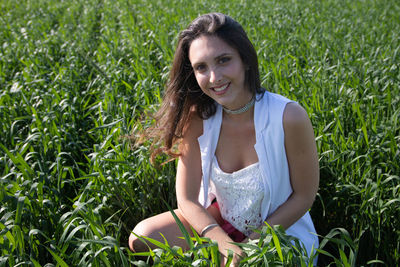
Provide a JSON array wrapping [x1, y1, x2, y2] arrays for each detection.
[[213, 83, 229, 92]]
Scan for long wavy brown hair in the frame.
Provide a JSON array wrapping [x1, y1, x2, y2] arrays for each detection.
[[142, 12, 264, 164]]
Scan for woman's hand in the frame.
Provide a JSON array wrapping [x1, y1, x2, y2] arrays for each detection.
[[220, 242, 244, 267], [241, 230, 261, 244], [204, 226, 244, 266]]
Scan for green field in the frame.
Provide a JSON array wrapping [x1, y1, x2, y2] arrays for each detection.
[[1, 0, 399, 266]]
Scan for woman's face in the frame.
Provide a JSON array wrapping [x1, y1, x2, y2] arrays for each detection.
[[188, 35, 252, 110]]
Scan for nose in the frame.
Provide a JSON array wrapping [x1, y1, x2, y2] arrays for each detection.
[[209, 68, 222, 84]]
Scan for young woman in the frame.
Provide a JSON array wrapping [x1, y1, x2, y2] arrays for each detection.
[[129, 13, 319, 265]]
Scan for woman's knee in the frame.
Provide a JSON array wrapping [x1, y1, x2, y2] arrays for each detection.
[[128, 210, 192, 252], [129, 219, 153, 252]]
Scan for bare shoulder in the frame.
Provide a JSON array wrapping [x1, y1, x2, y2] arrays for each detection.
[[180, 111, 203, 155], [282, 102, 311, 127], [183, 111, 203, 140], [282, 102, 316, 153], [282, 102, 315, 145]]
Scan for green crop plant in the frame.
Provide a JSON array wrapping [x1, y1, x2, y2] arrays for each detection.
[[1, 0, 398, 266]]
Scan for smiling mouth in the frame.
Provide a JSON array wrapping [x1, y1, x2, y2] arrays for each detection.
[[211, 83, 230, 93]]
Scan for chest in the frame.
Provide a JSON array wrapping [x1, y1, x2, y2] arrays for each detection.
[[215, 119, 258, 173]]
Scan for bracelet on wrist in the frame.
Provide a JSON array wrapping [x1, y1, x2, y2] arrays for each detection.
[[200, 223, 219, 236]]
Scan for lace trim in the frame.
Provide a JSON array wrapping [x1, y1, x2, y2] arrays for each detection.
[[210, 156, 266, 236]]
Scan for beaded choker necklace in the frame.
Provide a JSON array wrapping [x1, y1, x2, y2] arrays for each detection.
[[223, 97, 255, 115]]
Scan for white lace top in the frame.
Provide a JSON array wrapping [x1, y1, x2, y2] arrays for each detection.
[[209, 156, 268, 236]]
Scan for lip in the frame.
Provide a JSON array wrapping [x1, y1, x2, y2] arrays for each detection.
[[211, 82, 230, 95]]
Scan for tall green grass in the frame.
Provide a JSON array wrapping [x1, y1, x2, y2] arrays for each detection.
[[1, 0, 399, 266]]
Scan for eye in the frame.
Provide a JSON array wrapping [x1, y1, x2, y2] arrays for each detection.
[[218, 57, 231, 64], [194, 64, 206, 72]]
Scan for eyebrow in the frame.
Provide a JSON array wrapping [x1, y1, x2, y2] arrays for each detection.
[[191, 52, 233, 66], [215, 53, 233, 60]]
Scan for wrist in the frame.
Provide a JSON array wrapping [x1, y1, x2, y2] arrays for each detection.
[[203, 225, 228, 241], [200, 223, 219, 236]]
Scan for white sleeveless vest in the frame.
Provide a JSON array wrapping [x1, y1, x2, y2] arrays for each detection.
[[197, 91, 318, 256]]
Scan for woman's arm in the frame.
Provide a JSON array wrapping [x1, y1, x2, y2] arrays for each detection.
[[176, 114, 244, 264], [175, 114, 215, 233], [246, 102, 319, 240]]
